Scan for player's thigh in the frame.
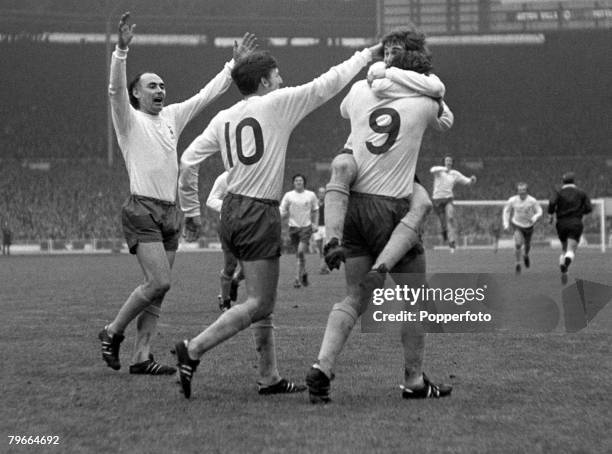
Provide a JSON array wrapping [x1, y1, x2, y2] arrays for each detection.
[[136, 242, 172, 286], [445, 202, 455, 220], [241, 258, 279, 314], [513, 229, 524, 246], [344, 255, 375, 314]]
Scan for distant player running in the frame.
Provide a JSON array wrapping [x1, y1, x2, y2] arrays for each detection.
[[548, 172, 592, 284], [176, 41, 383, 399], [280, 174, 319, 288], [206, 171, 244, 311], [430, 156, 476, 252], [502, 182, 542, 273]]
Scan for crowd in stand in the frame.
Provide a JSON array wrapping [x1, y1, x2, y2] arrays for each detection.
[[1, 40, 610, 243]]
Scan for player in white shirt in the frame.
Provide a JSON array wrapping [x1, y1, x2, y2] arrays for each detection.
[[430, 156, 477, 252], [280, 174, 319, 288], [322, 60, 446, 273], [174, 42, 383, 399], [206, 171, 245, 311], [307, 28, 453, 404], [98, 12, 256, 376], [503, 182, 543, 273]]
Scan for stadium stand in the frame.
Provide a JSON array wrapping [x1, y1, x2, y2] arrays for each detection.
[[0, 30, 610, 242]]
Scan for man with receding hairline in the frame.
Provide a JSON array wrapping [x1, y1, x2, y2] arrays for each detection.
[[98, 11, 256, 375]]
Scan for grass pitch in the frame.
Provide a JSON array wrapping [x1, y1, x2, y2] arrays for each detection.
[[1, 248, 611, 453]]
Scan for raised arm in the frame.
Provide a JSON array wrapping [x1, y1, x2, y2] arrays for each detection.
[[274, 43, 380, 127], [108, 12, 136, 138], [454, 170, 476, 186], [169, 33, 258, 135], [430, 166, 446, 174]]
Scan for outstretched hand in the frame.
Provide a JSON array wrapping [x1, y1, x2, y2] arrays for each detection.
[[118, 12, 136, 50], [233, 33, 258, 62]]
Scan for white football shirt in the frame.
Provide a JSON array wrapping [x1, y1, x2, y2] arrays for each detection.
[[430, 167, 472, 200], [180, 48, 372, 216], [341, 75, 453, 198], [280, 190, 319, 228], [109, 47, 234, 203], [503, 195, 543, 229]]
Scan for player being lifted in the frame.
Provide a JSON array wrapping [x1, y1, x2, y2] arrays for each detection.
[[502, 182, 543, 274], [430, 156, 476, 252], [307, 28, 454, 404], [175, 41, 384, 399], [547, 172, 592, 284], [98, 12, 256, 375], [322, 51, 448, 274], [205, 171, 244, 311], [280, 174, 319, 288]]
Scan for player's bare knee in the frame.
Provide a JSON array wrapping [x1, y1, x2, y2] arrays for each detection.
[[145, 278, 171, 300]]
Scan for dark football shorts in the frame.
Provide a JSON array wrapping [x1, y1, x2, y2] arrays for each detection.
[[432, 197, 453, 216], [121, 195, 183, 255], [289, 226, 313, 248], [343, 192, 424, 268], [220, 193, 281, 262], [511, 222, 534, 243], [556, 218, 584, 243]]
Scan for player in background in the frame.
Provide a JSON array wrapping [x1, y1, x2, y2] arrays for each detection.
[[548, 172, 592, 284], [206, 171, 244, 311], [502, 182, 543, 274], [313, 187, 330, 274], [430, 156, 476, 252], [98, 12, 256, 375], [280, 174, 319, 288], [175, 42, 383, 399], [307, 28, 454, 404], [323, 59, 446, 273]]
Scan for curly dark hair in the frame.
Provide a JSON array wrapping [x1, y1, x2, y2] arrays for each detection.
[[382, 27, 427, 52]]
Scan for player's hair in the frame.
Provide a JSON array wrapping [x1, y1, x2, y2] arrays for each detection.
[[382, 27, 426, 52], [128, 72, 160, 109], [382, 28, 433, 74], [231, 51, 278, 95], [128, 74, 144, 108], [562, 172, 575, 184], [292, 174, 307, 186]]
